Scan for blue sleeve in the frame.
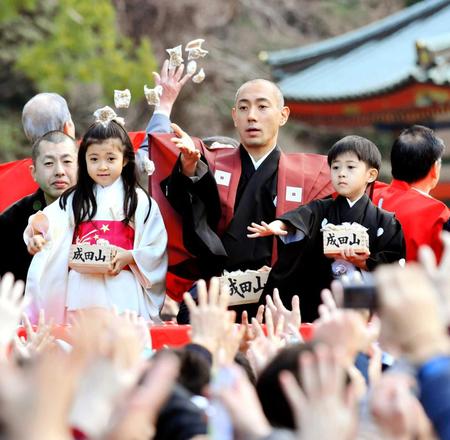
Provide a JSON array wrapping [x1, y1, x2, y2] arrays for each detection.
[[279, 229, 305, 245], [139, 113, 172, 149], [417, 355, 450, 439]]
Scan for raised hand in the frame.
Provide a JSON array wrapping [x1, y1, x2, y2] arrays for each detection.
[[370, 373, 434, 439], [119, 309, 153, 352], [104, 352, 179, 440], [13, 310, 54, 362], [265, 288, 301, 336], [419, 230, 450, 324], [239, 306, 264, 353], [219, 312, 246, 365], [0, 273, 26, 359], [170, 122, 200, 177], [3, 346, 83, 440], [153, 59, 192, 116], [247, 220, 288, 238], [317, 287, 338, 321], [215, 365, 272, 440], [184, 278, 230, 362], [68, 311, 144, 438], [279, 344, 357, 440], [313, 307, 375, 367], [247, 308, 286, 376], [375, 263, 449, 363]]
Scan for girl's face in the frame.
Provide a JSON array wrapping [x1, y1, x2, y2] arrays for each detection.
[[86, 139, 127, 187]]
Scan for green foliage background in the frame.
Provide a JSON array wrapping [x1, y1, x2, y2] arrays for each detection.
[[0, 0, 156, 161]]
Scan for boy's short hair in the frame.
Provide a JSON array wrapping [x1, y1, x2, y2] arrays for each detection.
[[391, 125, 445, 183], [327, 135, 382, 171]]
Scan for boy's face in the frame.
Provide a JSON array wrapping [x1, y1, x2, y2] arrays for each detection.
[[330, 152, 378, 201]]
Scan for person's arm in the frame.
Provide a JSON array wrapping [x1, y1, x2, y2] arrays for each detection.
[[129, 192, 168, 295], [139, 60, 192, 150], [366, 214, 406, 271], [161, 124, 226, 262], [417, 355, 450, 440], [375, 263, 450, 439]]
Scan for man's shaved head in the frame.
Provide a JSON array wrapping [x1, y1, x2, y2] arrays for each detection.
[[235, 79, 284, 109]]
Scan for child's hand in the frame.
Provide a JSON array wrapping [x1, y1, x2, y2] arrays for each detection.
[[247, 220, 288, 238], [27, 234, 47, 255], [339, 247, 370, 269], [109, 250, 134, 276]]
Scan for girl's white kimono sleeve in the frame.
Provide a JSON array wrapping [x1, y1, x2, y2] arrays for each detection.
[[24, 197, 74, 324], [129, 188, 168, 320]]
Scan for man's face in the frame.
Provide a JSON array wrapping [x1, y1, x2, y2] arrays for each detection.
[[232, 80, 289, 152], [30, 140, 78, 204]]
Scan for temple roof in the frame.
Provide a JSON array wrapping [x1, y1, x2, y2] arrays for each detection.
[[265, 0, 450, 102]]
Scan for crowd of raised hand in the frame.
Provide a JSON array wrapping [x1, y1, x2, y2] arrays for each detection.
[[0, 235, 448, 439]]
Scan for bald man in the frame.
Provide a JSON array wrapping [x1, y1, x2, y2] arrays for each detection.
[[0, 93, 77, 281], [140, 66, 333, 321], [0, 131, 78, 282]]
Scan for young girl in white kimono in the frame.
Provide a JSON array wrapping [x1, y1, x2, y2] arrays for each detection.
[[25, 108, 168, 324]]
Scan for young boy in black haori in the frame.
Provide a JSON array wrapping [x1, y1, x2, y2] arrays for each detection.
[[248, 136, 406, 322]]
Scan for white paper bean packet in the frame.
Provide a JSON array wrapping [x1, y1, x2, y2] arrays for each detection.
[[166, 44, 184, 67], [142, 157, 155, 176], [187, 60, 197, 75], [192, 68, 205, 84], [144, 84, 163, 106], [113, 89, 131, 108], [185, 38, 208, 60]]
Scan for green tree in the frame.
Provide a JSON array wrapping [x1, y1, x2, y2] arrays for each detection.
[[0, 0, 38, 23], [15, 0, 156, 103], [0, 0, 156, 161]]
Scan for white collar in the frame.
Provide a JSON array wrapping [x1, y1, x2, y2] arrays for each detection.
[[249, 145, 277, 170], [346, 194, 364, 208], [411, 187, 431, 197], [95, 176, 123, 193]]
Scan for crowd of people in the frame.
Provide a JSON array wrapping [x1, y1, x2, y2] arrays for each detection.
[[0, 59, 450, 439]]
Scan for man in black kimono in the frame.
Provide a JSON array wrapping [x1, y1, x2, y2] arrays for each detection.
[[164, 80, 290, 319], [143, 71, 332, 320], [0, 131, 78, 282]]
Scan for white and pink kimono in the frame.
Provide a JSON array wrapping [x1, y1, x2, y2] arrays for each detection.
[[24, 177, 168, 324]]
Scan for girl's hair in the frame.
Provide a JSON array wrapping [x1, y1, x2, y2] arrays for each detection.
[[60, 120, 150, 228]]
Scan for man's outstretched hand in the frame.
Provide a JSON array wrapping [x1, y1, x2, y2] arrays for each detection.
[[171, 123, 201, 177]]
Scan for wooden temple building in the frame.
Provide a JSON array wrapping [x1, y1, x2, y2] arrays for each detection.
[[263, 0, 450, 129]]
